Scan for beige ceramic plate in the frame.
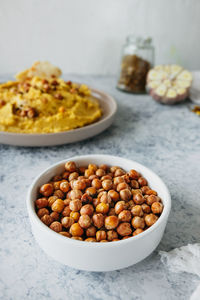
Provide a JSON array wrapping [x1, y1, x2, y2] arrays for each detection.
[[0, 87, 117, 147]]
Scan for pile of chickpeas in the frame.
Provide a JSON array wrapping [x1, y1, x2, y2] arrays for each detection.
[[35, 161, 163, 242]]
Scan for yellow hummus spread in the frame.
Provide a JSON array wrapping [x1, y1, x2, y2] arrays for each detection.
[[0, 62, 102, 134]]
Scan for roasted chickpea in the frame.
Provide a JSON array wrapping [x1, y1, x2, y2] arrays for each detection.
[[99, 192, 111, 204], [37, 208, 49, 218], [120, 189, 132, 201], [146, 189, 157, 196], [78, 175, 86, 180], [70, 211, 80, 222], [63, 199, 71, 206], [107, 230, 118, 241], [141, 203, 151, 214], [62, 171, 70, 180], [110, 166, 119, 173], [53, 181, 61, 190], [131, 205, 143, 217], [68, 189, 82, 200], [69, 179, 76, 189], [112, 239, 120, 242], [39, 184, 53, 197], [122, 236, 131, 240], [99, 164, 108, 171], [151, 202, 163, 214], [85, 178, 91, 187], [133, 193, 145, 205], [81, 193, 93, 204], [50, 211, 60, 221], [96, 230, 107, 241], [61, 216, 74, 228], [145, 214, 158, 227], [85, 238, 96, 242], [53, 190, 65, 199], [138, 177, 148, 187], [65, 161, 77, 172], [96, 203, 109, 214], [108, 190, 119, 202], [92, 178, 102, 189], [140, 186, 150, 194], [70, 223, 84, 236], [114, 201, 126, 214], [60, 181, 70, 193], [101, 175, 112, 181], [89, 175, 98, 181], [132, 189, 142, 196], [88, 164, 98, 172], [69, 199, 82, 212], [84, 169, 94, 178], [127, 200, 135, 209], [74, 180, 86, 190], [114, 168, 125, 177], [50, 221, 62, 232], [86, 187, 97, 197], [133, 228, 144, 236], [113, 176, 124, 185], [62, 206, 71, 217], [59, 231, 71, 238], [102, 179, 113, 191], [86, 225, 97, 237], [51, 199, 65, 213], [100, 240, 108, 242], [41, 214, 53, 226], [122, 174, 130, 183], [80, 204, 94, 216], [84, 179, 92, 187], [93, 198, 100, 207], [96, 168, 106, 177], [105, 216, 119, 229], [129, 169, 140, 180], [52, 175, 62, 182], [68, 172, 79, 181], [117, 222, 132, 236], [146, 195, 160, 206], [130, 180, 139, 189], [71, 237, 83, 241], [92, 213, 104, 228], [97, 190, 105, 199], [118, 210, 132, 222], [35, 197, 48, 209], [117, 182, 129, 192], [48, 195, 58, 207], [79, 215, 92, 229], [131, 216, 145, 229]]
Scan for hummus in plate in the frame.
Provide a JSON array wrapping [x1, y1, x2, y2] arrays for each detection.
[[0, 62, 102, 134]]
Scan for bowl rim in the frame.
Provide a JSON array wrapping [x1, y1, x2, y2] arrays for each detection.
[[0, 86, 117, 136], [27, 154, 171, 248]]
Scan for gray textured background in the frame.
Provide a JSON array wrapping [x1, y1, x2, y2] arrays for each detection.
[[1, 0, 200, 74], [0, 75, 200, 300]]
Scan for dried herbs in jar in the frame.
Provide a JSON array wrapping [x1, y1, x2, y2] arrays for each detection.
[[117, 36, 154, 93]]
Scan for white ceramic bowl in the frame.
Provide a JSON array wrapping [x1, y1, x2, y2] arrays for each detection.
[[0, 87, 117, 147], [27, 155, 171, 272]]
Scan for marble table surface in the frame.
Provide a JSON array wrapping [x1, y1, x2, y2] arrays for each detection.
[[0, 75, 200, 300]]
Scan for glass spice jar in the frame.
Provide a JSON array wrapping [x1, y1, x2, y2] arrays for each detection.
[[117, 35, 154, 93]]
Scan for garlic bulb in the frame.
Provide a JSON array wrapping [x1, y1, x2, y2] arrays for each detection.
[[147, 65, 192, 104]]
